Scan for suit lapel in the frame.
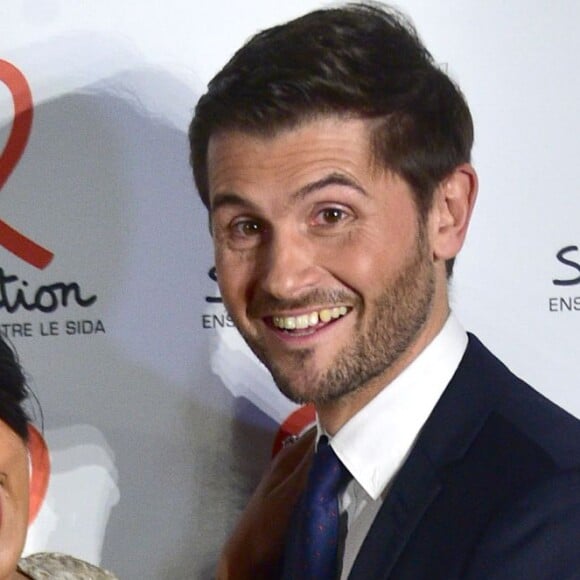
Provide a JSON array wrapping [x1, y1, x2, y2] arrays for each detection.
[[348, 335, 505, 579], [348, 446, 442, 579]]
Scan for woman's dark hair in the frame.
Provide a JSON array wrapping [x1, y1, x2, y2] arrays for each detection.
[[0, 335, 30, 442]]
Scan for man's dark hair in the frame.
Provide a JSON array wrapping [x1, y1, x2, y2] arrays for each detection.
[[0, 335, 30, 442], [189, 2, 474, 275]]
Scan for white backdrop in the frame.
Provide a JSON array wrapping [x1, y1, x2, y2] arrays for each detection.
[[1, 1, 579, 578]]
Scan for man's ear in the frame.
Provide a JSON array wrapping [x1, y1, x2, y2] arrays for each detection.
[[430, 163, 478, 262]]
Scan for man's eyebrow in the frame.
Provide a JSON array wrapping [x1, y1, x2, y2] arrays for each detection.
[[210, 172, 367, 212], [292, 172, 368, 200]]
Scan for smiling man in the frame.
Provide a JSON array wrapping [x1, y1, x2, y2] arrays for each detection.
[[189, 4, 580, 579]]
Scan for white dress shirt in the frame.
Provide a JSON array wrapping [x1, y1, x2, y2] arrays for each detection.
[[316, 314, 468, 579]]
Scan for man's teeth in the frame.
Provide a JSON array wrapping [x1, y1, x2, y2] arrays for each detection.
[[272, 307, 348, 330]]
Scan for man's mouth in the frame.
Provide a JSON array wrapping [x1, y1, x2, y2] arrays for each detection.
[[271, 306, 349, 331]]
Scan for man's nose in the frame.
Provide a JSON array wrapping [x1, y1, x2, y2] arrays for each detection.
[[258, 230, 322, 299]]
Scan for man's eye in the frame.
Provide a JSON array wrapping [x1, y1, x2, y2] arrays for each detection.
[[232, 219, 263, 237], [315, 207, 350, 225]]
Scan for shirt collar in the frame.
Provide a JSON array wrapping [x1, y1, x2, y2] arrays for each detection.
[[318, 313, 467, 500]]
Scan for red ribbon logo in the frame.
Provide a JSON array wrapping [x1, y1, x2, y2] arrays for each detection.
[[272, 404, 316, 457], [0, 59, 54, 269]]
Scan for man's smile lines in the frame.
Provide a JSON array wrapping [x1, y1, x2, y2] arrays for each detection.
[[271, 306, 349, 330]]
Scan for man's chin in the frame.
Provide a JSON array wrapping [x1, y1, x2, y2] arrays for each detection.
[[273, 377, 312, 405], [273, 374, 350, 407], [249, 344, 351, 403], [268, 368, 321, 405]]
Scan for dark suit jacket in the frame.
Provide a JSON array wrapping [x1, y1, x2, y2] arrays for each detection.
[[217, 334, 580, 579]]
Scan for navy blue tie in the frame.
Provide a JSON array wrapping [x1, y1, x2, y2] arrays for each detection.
[[282, 436, 349, 579]]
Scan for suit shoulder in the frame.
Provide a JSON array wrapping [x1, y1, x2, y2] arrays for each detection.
[[466, 334, 580, 468], [497, 374, 580, 468], [466, 468, 580, 579]]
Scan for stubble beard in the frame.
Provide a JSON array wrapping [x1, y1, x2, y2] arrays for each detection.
[[237, 229, 435, 407]]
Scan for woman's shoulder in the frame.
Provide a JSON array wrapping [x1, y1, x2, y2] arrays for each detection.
[[18, 552, 118, 579]]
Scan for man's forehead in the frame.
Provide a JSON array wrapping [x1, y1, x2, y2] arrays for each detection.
[[208, 131, 355, 210], [207, 116, 382, 185]]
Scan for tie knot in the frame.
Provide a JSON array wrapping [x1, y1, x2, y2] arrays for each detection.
[[308, 436, 349, 500]]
